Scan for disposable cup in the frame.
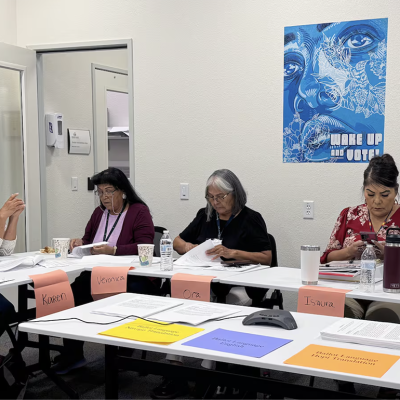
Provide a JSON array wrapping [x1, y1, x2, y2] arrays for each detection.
[[53, 238, 71, 259], [138, 244, 154, 267]]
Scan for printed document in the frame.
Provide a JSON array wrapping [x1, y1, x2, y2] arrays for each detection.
[[321, 318, 400, 350], [152, 303, 238, 325], [70, 242, 108, 258], [174, 239, 222, 267], [91, 294, 183, 318], [0, 255, 46, 272]]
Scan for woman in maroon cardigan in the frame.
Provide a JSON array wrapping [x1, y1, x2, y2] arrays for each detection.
[[53, 168, 160, 374]]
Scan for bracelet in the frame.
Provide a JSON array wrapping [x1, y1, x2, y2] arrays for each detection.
[[113, 246, 117, 255]]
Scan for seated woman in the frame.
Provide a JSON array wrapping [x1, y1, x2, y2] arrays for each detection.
[[151, 169, 272, 399], [0, 194, 25, 338], [321, 154, 400, 321], [53, 168, 159, 374]]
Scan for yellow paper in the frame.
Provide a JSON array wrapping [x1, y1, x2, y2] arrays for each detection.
[[99, 319, 203, 345], [284, 344, 400, 378]]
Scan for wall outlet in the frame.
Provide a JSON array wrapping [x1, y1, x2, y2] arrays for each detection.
[[180, 183, 189, 200], [303, 200, 314, 219]]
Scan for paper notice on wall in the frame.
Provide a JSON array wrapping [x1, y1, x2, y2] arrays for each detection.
[[68, 129, 91, 155]]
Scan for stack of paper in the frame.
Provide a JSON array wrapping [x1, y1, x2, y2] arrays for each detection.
[[174, 239, 222, 267], [319, 262, 383, 282], [69, 242, 109, 258], [92, 294, 183, 318], [0, 255, 45, 271], [321, 318, 400, 350]]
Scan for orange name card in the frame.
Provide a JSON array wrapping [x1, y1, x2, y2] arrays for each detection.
[[29, 270, 75, 318], [171, 273, 216, 302], [91, 266, 133, 300], [297, 286, 351, 317], [284, 344, 400, 378]]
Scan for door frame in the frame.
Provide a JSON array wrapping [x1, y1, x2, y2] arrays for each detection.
[[91, 63, 129, 176], [0, 43, 41, 252], [27, 39, 134, 246]]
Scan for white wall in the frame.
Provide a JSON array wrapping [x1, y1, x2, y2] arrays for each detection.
[[42, 50, 128, 241], [10, 0, 400, 309], [0, 0, 16, 45]]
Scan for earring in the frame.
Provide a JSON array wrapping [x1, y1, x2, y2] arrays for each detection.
[[122, 193, 127, 199]]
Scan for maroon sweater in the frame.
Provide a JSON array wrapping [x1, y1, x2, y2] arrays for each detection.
[[82, 203, 154, 256]]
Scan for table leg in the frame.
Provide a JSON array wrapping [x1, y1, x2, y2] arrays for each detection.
[[17, 284, 28, 348], [105, 345, 119, 399]]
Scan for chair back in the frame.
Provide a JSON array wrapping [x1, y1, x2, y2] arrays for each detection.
[[153, 226, 167, 257], [268, 233, 278, 267]]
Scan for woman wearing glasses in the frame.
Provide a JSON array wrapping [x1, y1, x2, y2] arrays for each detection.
[[151, 169, 272, 399], [53, 168, 158, 374]]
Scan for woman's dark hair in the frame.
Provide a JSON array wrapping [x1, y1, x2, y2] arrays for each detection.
[[91, 168, 148, 208], [363, 154, 399, 193]]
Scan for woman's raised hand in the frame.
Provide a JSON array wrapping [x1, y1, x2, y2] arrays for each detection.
[[0, 194, 25, 220]]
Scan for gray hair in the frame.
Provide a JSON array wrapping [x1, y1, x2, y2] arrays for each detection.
[[205, 169, 247, 221]]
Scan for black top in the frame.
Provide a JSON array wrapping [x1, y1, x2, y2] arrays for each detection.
[[180, 206, 271, 256]]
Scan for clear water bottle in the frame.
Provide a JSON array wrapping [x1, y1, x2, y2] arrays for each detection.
[[160, 230, 173, 271], [360, 244, 376, 293]]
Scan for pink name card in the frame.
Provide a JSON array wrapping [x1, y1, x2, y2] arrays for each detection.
[[91, 266, 134, 300], [297, 286, 351, 317], [29, 270, 75, 318], [171, 273, 216, 302]]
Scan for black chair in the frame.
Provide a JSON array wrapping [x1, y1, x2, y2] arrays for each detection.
[[246, 233, 283, 309], [153, 226, 167, 257]]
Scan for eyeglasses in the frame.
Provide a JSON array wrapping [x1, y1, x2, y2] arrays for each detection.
[[94, 189, 117, 198], [205, 193, 231, 202]]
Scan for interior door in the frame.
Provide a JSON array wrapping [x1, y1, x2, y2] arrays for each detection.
[[92, 66, 130, 177], [0, 43, 41, 251]]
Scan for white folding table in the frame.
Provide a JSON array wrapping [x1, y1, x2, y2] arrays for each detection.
[[19, 293, 400, 399]]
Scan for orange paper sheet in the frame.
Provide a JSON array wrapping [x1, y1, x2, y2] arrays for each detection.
[[29, 270, 75, 318], [297, 285, 351, 317], [284, 344, 400, 378], [171, 273, 216, 302], [91, 266, 134, 300]]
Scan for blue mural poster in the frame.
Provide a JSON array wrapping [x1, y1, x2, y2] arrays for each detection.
[[283, 18, 388, 163]]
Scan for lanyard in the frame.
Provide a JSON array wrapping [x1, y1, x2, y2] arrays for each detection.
[[368, 205, 393, 234], [216, 213, 235, 240], [103, 201, 126, 242]]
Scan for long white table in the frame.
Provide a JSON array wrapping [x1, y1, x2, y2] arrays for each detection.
[[219, 267, 400, 304], [19, 293, 400, 398]]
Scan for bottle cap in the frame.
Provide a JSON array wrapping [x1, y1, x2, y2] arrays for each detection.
[[301, 245, 320, 251], [163, 230, 169, 233]]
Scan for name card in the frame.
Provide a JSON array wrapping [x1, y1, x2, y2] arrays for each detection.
[[29, 270, 75, 318], [284, 344, 400, 378], [91, 266, 134, 300], [297, 286, 350, 317], [171, 273, 215, 302]]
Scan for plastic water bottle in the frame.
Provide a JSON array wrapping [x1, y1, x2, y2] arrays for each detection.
[[360, 244, 376, 293], [160, 230, 173, 271]]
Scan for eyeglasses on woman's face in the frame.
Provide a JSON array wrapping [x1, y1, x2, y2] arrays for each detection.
[[94, 189, 117, 198], [205, 193, 231, 202]]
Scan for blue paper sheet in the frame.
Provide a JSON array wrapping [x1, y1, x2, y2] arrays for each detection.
[[182, 328, 292, 358]]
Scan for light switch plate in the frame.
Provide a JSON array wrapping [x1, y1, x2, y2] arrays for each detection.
[[71, 177, 78, 191], [180, 183, 189, 200]]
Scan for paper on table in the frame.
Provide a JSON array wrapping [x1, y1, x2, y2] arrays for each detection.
[[37, 259, 71, 268], [174, 239, 222, 267], [91, 294, 183, 318], [284, 344, 400, 378], [0, 255, 45, 272], [29, 269, 74, 318], [70, 242, 108, 258], [152, 303, 238, 325], [99, 319, 203, 344], [91, 266, 134, 300], [183, 328, 292, 358], [321, 318, 400, 350], [171, 273, 215, 302]]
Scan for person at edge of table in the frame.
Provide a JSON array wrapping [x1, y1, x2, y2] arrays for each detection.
[[150, 169, 272, 399], [321, 153, 400, 397], [52, 167, 159, 375], [0, 194, 27, 385], [321, 153, 400, 321]]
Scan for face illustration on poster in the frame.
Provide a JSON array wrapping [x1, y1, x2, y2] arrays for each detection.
[[283, 18, 388, 163]]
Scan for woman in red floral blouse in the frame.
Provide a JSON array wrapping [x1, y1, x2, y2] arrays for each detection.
[[322, 154, 400, 321]]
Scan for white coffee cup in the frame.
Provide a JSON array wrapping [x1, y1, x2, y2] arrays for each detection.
[[301, 245, 320, 285], [53, 238, 71, 259], [138, 244, 155, 267]]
